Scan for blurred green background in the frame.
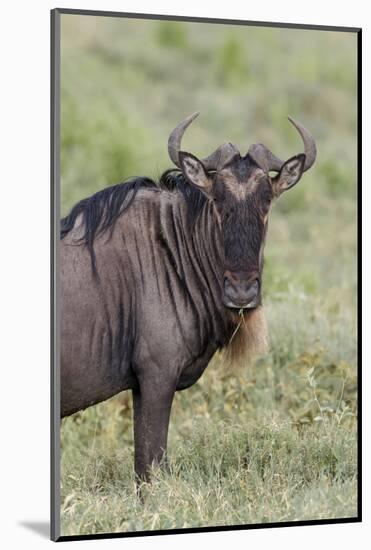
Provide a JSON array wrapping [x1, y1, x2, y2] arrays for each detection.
[[60, 15, 358, 536]]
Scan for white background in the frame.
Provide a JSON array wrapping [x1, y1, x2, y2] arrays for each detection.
[[0, 0, 368, 548]]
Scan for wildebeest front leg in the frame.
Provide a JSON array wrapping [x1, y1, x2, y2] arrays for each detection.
[[132, 380, 175, 483]]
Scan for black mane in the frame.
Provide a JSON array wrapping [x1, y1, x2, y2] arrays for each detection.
[[60, 170, 206, 272]]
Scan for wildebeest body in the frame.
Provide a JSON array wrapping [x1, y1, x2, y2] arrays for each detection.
[[61, 188, 231, 417], [61, 113, 316, 480]]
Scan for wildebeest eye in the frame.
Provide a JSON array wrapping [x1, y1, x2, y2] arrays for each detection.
[[263, 194, 272, 206], [260, 193, 272, 213], [223, 208, 234, 222]]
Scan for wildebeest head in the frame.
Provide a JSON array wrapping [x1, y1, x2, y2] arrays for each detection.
[[168, 113, 316, 310]]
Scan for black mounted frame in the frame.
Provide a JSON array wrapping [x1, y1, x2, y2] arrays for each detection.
[[51, 7, 362, 542]]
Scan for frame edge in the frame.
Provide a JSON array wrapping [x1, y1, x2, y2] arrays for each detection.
[[51, 7, 61, 543]]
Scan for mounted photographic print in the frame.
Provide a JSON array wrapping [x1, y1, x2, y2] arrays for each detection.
[[51, 8, 361, 542]]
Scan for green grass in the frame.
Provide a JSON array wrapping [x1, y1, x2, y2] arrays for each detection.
[[61, 356, 357, 534], [60, 15, 358, 536], [61, 419, 356, 533]]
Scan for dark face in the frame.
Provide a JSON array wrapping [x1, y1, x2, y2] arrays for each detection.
[[179, 151, 305, 310], [212, 157, 272, 309]]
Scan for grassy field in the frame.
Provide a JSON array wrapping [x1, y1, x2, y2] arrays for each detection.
[[59, 15, 358, 536]]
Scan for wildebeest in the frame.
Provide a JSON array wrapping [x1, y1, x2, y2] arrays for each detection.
[[61, 113, 316, 481]]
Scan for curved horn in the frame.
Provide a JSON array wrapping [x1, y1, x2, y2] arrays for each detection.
[[248, 117, 316, 173], [288, 116, 317, 172], [168, 111, 200, 168], [248, 143, 283, 173], [168, 113, 240, 171], [202, 142, 240, 171]]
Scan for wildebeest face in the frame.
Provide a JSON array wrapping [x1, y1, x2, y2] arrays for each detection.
[[179, 151, 306, 309]]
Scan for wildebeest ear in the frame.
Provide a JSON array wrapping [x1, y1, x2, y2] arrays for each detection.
[[179, 151, 213, 196], [272, 154, 306, 196]]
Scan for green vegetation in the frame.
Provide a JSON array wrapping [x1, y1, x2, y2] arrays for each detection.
[[60, 15, 358, 536]]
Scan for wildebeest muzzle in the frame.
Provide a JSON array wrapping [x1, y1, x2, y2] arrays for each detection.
[[223, 271, 260, 309]]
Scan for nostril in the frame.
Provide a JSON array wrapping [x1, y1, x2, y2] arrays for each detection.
[[223, 276, 234, 293], [246, 279, 259, 297], [250, 279, 259, 293]]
